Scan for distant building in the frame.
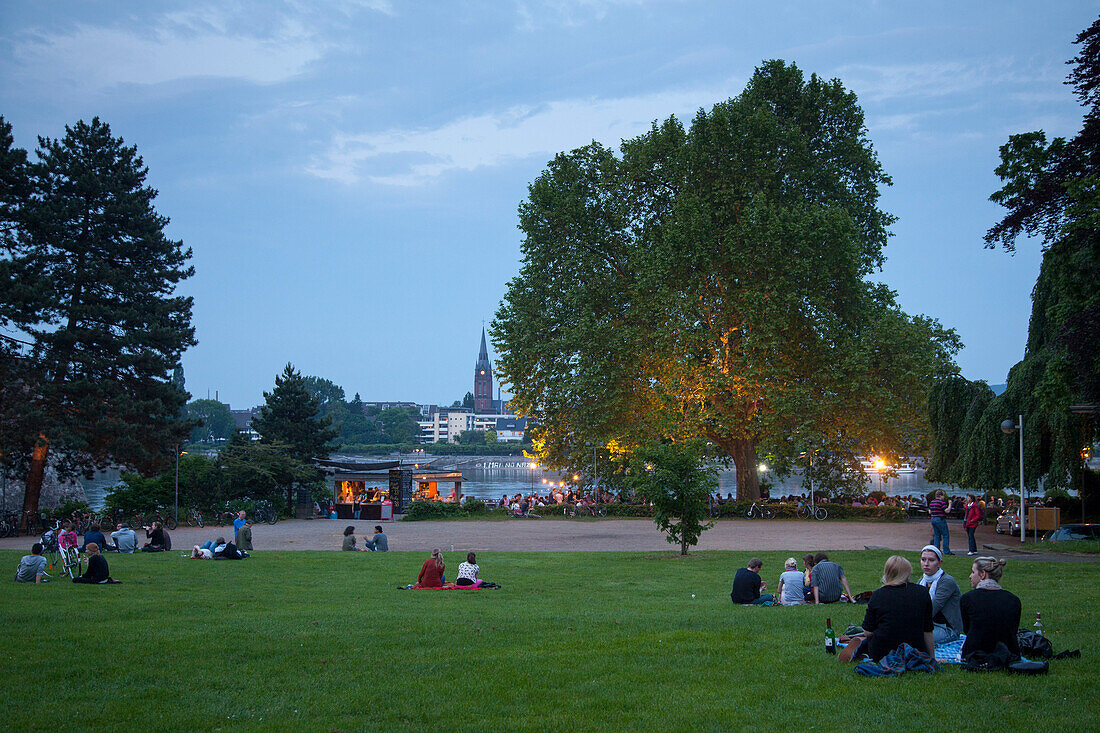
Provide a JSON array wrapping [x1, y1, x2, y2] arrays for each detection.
[[416, 410, 527, 444], [474, 328, 494, 413], [230, 407, 262, 440]]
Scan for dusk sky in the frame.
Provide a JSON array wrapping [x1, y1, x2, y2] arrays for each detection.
[[1, 2, 1091, 409]]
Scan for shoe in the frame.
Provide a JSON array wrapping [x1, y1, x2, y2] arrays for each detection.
[[944, 552, 956, 556], [967, 551, 977, 555]]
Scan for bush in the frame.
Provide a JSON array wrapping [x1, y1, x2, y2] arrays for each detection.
[[712, 501, 904, 522], [402, 500, 490, 521]]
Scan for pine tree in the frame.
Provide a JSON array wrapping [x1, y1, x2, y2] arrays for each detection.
[[6, 117, 195, 523], [252, 363, 339, 461]]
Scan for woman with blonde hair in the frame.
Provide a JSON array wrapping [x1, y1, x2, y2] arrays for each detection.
[[777, 557, 805, 605], [960, 556, 1021, 658], [415, 548, 445, 588], [841, 555, 933, 662]]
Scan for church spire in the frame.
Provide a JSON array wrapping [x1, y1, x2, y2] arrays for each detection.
[[474, 327, 493, 413]]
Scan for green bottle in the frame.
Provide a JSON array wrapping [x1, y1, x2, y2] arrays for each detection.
[[825, 617, 837, 654]]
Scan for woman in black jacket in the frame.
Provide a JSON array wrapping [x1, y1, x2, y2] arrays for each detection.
[[960, 556, 1021, 658]]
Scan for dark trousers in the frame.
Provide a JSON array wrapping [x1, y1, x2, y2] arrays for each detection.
[[966, 526, 977, 553]]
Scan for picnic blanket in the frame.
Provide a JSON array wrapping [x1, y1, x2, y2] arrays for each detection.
[[398, 583, 500, 590], [838, 636, 965, 664], [854, 643, 939, 677]]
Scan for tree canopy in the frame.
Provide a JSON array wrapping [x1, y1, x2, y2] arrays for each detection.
[[930, 16, 1100, 495], [252, 363, 338, 461], [493, 60, 959, 498], [186, 399, 237, 444], [0, 117, 195, 521]]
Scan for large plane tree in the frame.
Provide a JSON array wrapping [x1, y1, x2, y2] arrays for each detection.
[[493, 61, 959, 500]]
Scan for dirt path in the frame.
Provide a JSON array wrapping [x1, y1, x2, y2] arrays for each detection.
[[5, 516, 1074, 558]]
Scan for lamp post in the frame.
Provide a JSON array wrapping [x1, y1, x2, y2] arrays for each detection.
[[1001, 415, 1025, 543], [174, 445, 180, 525]]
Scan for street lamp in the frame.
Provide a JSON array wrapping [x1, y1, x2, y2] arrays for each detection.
[[174, 446, 188, 524], [873, 458, 888, 494], [1001, 416, 1026, 543]]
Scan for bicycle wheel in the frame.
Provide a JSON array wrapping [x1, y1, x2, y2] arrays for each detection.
[[594, 506, 606, 517], [814, 507, 828, 521], [60, 548, 78, 579], [196, 512, 204, 529], [266, 509, 278, 525], [762, 506, 775, 519], [796, 506, 809, 519], [745, 506, 757, 519], [164, 516, 178, 531]]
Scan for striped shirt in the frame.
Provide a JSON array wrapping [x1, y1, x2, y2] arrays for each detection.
[[811, 561, 846, 603], [929, 498, 948, 518]]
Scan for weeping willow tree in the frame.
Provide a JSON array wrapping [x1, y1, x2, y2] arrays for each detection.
[[928, 16, 1100, 495]]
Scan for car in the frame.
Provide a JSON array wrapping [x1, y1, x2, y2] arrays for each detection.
[[1042, 524, 1100, 542], [995, 510, 1030, 534]]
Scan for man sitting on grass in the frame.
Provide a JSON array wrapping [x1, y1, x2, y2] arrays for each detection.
[[14, 543, 48, 583], [73, 543, 119, 584], [364, 525, 388, 552], [731, 557, 774, 605], [811, 553, 854, 604], [111, 523, 138, 553]]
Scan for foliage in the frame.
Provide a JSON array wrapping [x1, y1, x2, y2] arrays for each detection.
[[402, 500, 488, 520], [462, 391, 475, 409], [185, 399, 237, 443], [215, 432, 322, 512], [252, 363, 338, 461], [455, 429, 487, 446], [105, 453, 219, 513], [0, 117, 196, 522], [493, 60, 959, 501], [3, 550, 1098, 731], [934, 18, 1100, 494], [626, 441, 716, 554]]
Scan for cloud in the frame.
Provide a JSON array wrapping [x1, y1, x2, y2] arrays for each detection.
[[306, 85, 737, 186], [834, 58, 1056, 103], [9, 9, 330, 90]]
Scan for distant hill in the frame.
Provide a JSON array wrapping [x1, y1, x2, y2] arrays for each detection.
[[990, 383, 1007, 396]]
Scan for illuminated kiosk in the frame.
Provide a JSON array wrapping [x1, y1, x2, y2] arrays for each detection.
[[318, 459, 464, 518]]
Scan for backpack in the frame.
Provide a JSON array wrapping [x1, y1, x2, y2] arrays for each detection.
[[1016, 630, 1053, 659]]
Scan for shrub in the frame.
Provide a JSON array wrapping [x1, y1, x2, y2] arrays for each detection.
[[402, 500, 489, 520]]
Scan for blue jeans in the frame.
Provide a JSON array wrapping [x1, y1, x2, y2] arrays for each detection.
[[930, 517, 951, 554], [966, 526, 977, 553]]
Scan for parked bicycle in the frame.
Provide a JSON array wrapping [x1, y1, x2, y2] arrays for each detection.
[[185, 507, 205, 528], [797, 503, 828, 520], [566, 503, 606, 518], [744, 501, 775, 519]]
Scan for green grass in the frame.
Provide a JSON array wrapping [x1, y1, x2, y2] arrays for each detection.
[[1034, 540, 1100, 554], [2, 549, 1097, 732]]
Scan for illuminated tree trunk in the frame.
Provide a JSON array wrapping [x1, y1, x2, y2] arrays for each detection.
[[21, 436, 48, 529], [708, 434, 760, 501]]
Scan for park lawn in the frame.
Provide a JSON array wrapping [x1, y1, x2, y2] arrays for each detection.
[[1, 549, 1096, 733]]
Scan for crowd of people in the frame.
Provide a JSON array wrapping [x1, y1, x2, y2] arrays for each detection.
[[730, 545, 1023, 667]]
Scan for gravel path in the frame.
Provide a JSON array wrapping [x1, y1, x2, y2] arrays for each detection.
[[0, 516, 1019, 554]]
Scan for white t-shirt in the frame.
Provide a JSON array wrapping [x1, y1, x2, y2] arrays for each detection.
[[457, 562, 479, 582]]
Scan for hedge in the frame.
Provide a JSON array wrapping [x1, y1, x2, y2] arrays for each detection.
[[714, 501, 905, 522], [402, 499, 490, 520]]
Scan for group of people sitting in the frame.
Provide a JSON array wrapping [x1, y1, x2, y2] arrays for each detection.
[[341, 525, 389, 552], [732, 552, 855, 606], [399, 549, 500, 589], [731, 545, 1023, 665], [14, 541, 119, 584]]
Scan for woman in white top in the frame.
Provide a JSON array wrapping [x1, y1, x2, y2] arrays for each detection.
[[455, 552, 500, 589], [777, 557, 806, 605]]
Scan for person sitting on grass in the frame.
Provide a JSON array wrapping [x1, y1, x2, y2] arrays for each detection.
[[214, 537, 247, 559], [415, 549, 445, 588], [14, 543, 48, 583], [73, 543, 119, 584], [811, 552, 854, 604], [917, 545, 963, 645], [731, 557, 774, 605], [111, 523, 138, 554], [960, 556, 1021, 660], [839, 556, 932, 663], [141, 521, 167, 552], [801, 553, 816, 603], [80, 523, 108, 553], [455, 552, 500, 589], [777, 558, 805, 606], [364, 525, 388, 552], [342, 525, 361, 551]]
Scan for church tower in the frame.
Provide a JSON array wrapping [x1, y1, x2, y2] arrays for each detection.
[[473, 328, 493, 413]]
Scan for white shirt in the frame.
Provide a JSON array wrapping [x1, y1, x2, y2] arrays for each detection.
[[457, 562, 479, 582]]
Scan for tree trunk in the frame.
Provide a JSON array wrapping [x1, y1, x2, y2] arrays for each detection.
[[708, 434, 760, 501], [21, 436, 49, 530]]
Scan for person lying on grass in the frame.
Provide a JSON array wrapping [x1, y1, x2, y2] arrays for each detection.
[[455, 552, 500, 589], [190, 545, 213, 559], [839, 556, 932, 663], [73, 543, 119, 584]]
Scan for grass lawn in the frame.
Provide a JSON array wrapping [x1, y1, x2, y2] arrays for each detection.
[[2, 548, 1096, 732]]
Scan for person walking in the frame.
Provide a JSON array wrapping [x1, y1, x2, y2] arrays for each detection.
[[928, 490, 954, 556], [963, 495, 982, 555]]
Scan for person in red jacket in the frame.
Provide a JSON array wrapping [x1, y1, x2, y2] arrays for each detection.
[[415, 548, 445, 588], [963, 494, 983, 555]]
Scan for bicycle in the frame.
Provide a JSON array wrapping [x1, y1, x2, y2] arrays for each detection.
[[567, 504, 606, 518], [58, 544, 82, 579], [185, 507, 205, 528], [744, 501, 775, 519], [797, 504, 828, 520]]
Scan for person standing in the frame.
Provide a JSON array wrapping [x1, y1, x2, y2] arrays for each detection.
[[928, 490, 954, 556], [917, 545, 963, 644], [963, 495, 982, 555], [236, 520, 253, 552], [730, 558, 774, 605], [233, 510, 247, 543]]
